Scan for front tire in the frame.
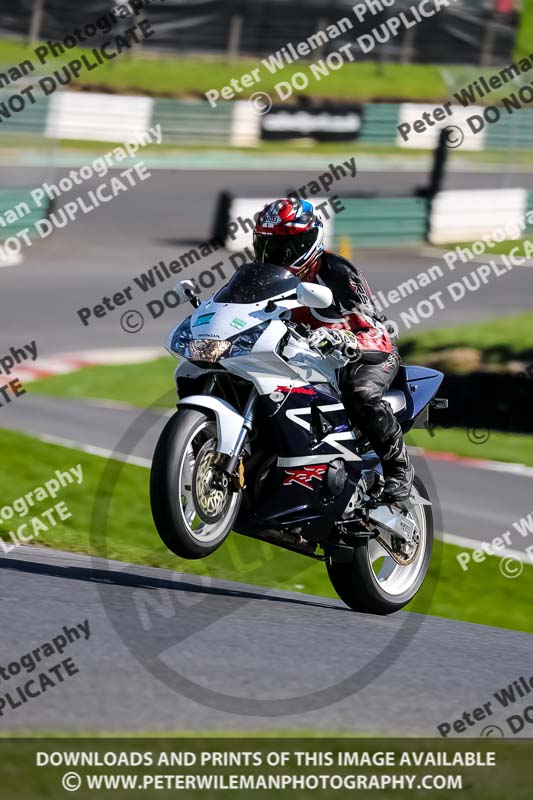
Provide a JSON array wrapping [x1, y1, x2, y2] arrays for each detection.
[[326, 475, 433, 614], [150, 409, 241, 559]]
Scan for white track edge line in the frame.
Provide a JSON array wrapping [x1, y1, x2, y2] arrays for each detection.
[[437, 531, 532, 564]]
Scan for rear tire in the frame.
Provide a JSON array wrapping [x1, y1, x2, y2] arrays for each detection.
[[326, 475, 433, 614], [150, 409, 241, 559]]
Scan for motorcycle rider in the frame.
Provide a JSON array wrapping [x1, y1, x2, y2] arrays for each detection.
[[252, 197, 414, 503]]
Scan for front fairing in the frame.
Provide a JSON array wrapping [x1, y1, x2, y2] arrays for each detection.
[[167, 295, 340, 391]]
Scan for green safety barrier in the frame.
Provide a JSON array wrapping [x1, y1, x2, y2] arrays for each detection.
[[484, 108, 533, 149], [0, 94, 234, 144], [1, 89, 533, 150], [152, 98, 233, 144], [359, 103, 400, 145], [332, 196, 428, 248], [0, 188, 47, 240], [526, 191, 533, 232], [0, 91, 49, 135]]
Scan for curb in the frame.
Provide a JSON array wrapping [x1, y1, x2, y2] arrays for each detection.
[[439, 531, 532, 565], [410, 445, 533, 478], [16, 347, 165, 383]]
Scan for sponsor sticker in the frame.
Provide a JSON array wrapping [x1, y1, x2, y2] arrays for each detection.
[[283, 464, 327, 490], [192, 313, 215, 327], [276, 385, 316, 396]]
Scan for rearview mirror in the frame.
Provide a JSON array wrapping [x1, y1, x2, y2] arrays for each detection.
[[296, 282, 333, 309], [175, 279, 200, 308]]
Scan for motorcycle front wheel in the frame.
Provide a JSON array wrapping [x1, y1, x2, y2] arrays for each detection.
[[326, 475, 433, 614], [150, 409, 241, 559]]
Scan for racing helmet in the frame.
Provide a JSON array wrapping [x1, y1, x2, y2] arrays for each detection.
[[253, 198, 324, 280]]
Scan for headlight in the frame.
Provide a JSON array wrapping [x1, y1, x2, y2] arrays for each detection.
[[228, 321, 270, 357], [166, 317, 193, 356], [189, 339, 231, 362], [166, 320, 269, 362]]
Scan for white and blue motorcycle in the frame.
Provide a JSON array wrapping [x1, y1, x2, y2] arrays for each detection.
[[150, 262, 445, 614]]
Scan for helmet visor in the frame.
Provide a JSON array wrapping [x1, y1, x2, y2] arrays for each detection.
[[253, 229, 318, 268]]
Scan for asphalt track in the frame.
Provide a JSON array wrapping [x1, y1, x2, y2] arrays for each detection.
[[1, 167, 533, 355], [0, 395, 532, 734], [1, 161, 532, 734], [1, 544, 532, 734]]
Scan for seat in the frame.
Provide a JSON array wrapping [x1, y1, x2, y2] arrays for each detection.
[[384, 389, 407, 415]]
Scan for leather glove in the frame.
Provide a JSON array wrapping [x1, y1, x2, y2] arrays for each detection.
[[308, 327, 360, 362]]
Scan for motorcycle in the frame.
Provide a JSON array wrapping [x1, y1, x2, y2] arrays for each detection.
[[150, 261, 446, 614]]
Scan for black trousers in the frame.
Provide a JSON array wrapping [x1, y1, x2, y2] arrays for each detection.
[[341, 349, 405, 468]]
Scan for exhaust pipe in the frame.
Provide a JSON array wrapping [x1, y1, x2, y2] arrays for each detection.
[[258, 528, 316, 554]]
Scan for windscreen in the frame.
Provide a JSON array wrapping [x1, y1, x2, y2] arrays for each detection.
[[214, 262, 298, 304]]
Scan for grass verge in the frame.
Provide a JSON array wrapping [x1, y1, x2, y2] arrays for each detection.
[[0, 134, 531, 163], [441, 239, 533, 257], [28, 356, 177, 409], [407, 427, 533, 467], [0, 40, 449, 101], [0, 428, 531, 634], [400, 310, 533, 365], [0, 133, 432, 158]]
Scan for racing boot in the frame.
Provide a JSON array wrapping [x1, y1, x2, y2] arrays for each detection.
[[354, 389, 415, 503], [375, 428, 414, 503], [381, 443, 414, 503], [361, 407, 414, 503]]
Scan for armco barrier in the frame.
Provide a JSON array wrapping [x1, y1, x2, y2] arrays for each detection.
[[0, 92, 234, 145], [527, 192, 533, 231], [45, 92, 154, 142], [358, 104, 399, 146], [215, 193, 428, 251], [428, 188, 528, 245], [332, 197, 428, 249], [0, 90, 48, 135], [216, 188, 533, 250], [3, 91, 533, 149], [395, 102, 486, 151], [484, 108, 533, 150], [154, 99, 233, 145]]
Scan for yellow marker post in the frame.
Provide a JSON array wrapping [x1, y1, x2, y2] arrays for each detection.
[[339, 236, 352, 260]]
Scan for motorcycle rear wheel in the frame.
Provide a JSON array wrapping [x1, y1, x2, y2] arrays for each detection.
[[150, 409, 241, 559], [326, 475, 433, 614]]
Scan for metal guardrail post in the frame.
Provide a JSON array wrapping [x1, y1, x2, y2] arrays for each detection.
[[401, 27, 415, 65], [29, 0, 45, 44], [227, 15, 243, 63], [480, 14, 496, 67], [316, 18, 328, 59]]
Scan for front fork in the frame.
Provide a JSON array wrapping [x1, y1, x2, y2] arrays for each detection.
[[203, 385, 258, 491], [222, 388, 258, 477]]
